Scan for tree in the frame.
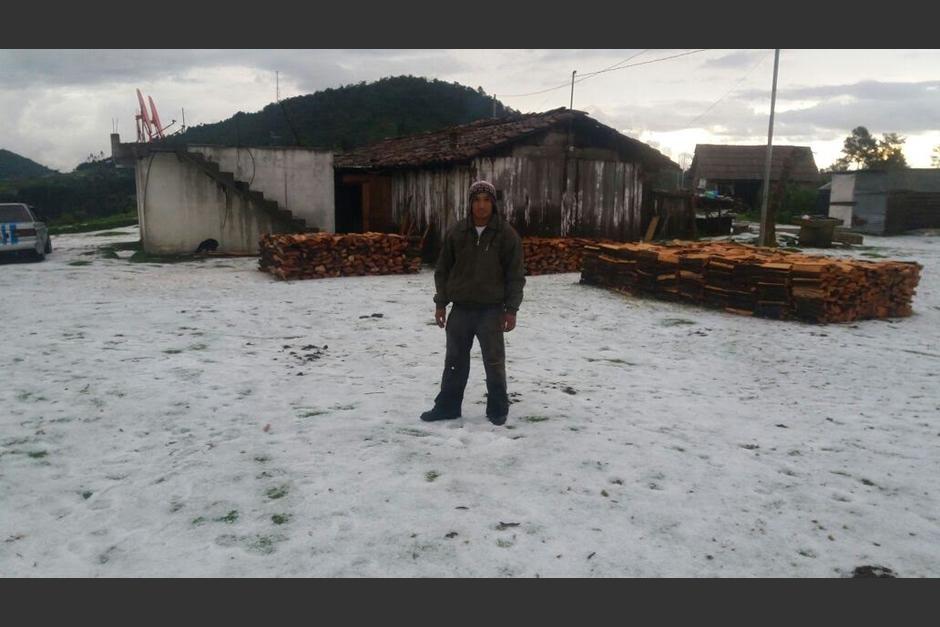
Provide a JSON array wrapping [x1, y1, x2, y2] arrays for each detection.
[[877, 133, 908, 169], [835, 126, 909, 170], [841, 126, 880, 169], [826, 156, 851, 172], [932, 145, 940, 168]]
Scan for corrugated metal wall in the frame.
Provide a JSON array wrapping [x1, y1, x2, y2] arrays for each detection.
[[385, 155, 646, 242]]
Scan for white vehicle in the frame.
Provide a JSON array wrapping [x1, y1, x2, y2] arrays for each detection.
[[0, 203, 52, 261]]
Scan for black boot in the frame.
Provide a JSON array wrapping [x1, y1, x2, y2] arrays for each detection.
[[420, 406, 461, 422], [486, 412, 507, 426], [486, 399, 508, 426]]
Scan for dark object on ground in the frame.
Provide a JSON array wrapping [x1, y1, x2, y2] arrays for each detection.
[[420, 407, 461, 422], [195, 238, 219, 254], [488, 413, 507, 426], [796, 216, 843, 248], [851, 565, 896, 578], [696, 215, 734, 236], [833, 227, 863, 245]]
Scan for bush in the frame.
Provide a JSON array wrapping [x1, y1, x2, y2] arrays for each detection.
[[777, 184, 818, 223]]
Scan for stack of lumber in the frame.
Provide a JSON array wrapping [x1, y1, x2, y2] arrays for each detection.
[[581, 241, 921, 323], [522, 237, 599, 275], [259, 232, 422, 280]]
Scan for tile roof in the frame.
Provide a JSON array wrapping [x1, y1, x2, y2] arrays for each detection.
[[334, 108, 678, 171], [690, 144, 820, 183]]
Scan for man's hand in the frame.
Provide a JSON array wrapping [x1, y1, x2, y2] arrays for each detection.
[[435, 307, 447, 328], [503, 312, 517, 332]]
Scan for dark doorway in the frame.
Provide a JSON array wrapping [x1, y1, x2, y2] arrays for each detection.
[[335, 182, 363, 234]]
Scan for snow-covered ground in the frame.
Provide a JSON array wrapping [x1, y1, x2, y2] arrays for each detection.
[[2, 226, 938, 577]]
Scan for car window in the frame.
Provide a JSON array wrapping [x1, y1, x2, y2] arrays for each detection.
[[0, 204, 33, 222]]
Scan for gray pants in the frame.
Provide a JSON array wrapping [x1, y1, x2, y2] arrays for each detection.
[[434, 304, 509, 417]]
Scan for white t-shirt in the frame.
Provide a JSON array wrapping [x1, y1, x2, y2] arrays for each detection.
[[475, 226, 485, 237]]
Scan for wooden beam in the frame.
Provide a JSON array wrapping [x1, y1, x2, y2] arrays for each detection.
[[361, 182, 370, 232], [643, 215, 660, 242]]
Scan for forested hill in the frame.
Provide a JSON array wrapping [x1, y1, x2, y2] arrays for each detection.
[[0, 148, 57, 181], [167, 75, 516, 150]]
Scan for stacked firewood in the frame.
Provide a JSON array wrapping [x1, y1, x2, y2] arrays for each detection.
[[581, 241, 921, 323], [259, 232, 422, 280], [522, 237, 599, 275]]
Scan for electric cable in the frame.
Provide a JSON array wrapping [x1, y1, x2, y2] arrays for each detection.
[[686, 51, 772, 128], [499, 49, 708, 99]]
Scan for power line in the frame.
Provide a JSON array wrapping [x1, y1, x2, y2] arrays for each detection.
[[530, 50, 649, 111], [575, 49, 705, 83], [686, 51, 773, 128], [498, 78, 573, 99], [499, 49, 708, 99], [583, 49, 650, 77]]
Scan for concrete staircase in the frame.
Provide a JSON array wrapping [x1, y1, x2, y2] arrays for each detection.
[[177, 150, 309, 233]]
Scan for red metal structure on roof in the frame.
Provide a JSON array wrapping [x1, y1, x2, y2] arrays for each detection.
[[135, 89, 173, 142]]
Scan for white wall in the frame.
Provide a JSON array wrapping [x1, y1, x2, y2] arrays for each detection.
[[828, 173, 856, 227], [134, 152, 287, 255], [830, 173, 856, 202], [191, 146, 335, 233]]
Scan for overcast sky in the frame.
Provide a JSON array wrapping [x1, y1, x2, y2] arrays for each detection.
[[2, 49, 939, 172]]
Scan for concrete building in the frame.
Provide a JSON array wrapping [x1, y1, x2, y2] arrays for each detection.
[[333, 108, 681, 249], [828, 169, 940, 235], [111, 135, 333, 255]]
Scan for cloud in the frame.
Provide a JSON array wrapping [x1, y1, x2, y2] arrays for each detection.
[[0, 49, 461, 92], [0, 50, 224, 88], [741, 79, 940, 101], [700, 49, 767, 69], [3, 50, 940, 171], [592, 77, 940, 142]]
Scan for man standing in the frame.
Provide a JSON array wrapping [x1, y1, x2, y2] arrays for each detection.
[[420, 180, 525, 426]]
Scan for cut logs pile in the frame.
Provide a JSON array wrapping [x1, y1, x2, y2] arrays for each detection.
[[581, 241, 922, 323], [259, 232, 422, 280], [522, 237, 605, 275]]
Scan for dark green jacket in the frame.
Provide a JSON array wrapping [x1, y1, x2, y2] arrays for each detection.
[[434, 210, 525, 312]]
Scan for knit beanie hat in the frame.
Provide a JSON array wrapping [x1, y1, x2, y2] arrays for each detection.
[[468, 180, 497, 204]]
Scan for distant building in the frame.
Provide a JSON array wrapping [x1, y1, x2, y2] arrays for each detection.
[[333, 108, 683, 248], [688, 144, 820, 210], [112, 135, 332, 255], [110, 108, 687, 256], [828, 169, 940, 235]]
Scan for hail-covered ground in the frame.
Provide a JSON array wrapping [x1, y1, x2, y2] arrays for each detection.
[[2, 226, 938, 577]]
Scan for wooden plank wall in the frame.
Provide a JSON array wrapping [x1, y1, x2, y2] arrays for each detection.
[[380, 156, 649, 244]]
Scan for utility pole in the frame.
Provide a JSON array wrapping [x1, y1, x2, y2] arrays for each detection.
[[569, 70, 577, 109], [276, 70, 280, 102], [759, 49, 781, 247]]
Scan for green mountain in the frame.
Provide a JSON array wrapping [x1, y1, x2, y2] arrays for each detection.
[[0, 155, 135, 225], [0, 148, 56, 181], [167, 75, 516, 150]]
